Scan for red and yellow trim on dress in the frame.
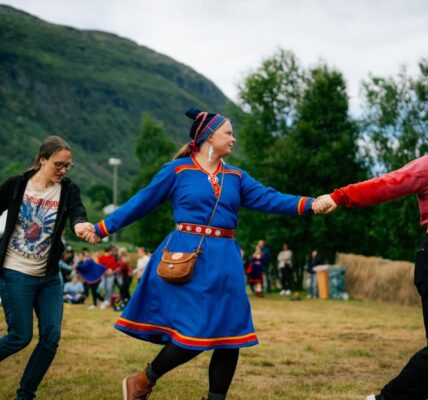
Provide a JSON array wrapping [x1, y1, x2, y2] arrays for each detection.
[[222, 169, 242, 178], [175, 158, 242, 196], [191, 154, 223, 176], [116, 318, 258, 347], [96, 220, 110, 238], [174, 165, 200, 174], [175, 164, 242, 178], [297, 197, 310, 215], [191, 155, 223, 197]]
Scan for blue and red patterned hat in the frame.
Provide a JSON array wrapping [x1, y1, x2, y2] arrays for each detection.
[[185, 107, 227, 150]]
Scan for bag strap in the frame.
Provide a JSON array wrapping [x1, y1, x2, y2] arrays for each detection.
[[194, 164, 225, 252], [164, 161, 225, 253]]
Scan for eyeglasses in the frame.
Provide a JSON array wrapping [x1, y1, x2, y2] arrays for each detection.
[[51, 161, 75, 171]]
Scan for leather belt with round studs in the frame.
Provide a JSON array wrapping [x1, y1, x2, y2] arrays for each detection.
[[176, 223, 235, 238]]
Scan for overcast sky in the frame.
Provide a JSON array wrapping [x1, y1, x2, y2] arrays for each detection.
[[2, 0, 427, 114]]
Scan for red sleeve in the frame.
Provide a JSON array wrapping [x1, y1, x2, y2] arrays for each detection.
[[98, 255, 108, 266], [330, 157, 428, 208], [98, 255, 119, 271]]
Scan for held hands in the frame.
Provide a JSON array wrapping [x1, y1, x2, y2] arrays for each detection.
[[311, 195, 338, 214], [74, 222, 101, 244]]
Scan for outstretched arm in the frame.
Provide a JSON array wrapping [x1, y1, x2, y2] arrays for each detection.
[[331, 157, 428, 208], [240, 171, 314, 216], [313, 156, 428, 214], [94, 162, 176, 239]]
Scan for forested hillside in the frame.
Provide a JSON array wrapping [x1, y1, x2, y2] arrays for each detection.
[[0, 5, 228, 189]]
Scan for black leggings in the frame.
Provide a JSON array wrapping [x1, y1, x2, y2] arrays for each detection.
[[151, 343, 239, 395], [120, 275, 132, 302], [280, 265, 292, 291], [89, 282, 103, 306], [414, 236, 428, 337]]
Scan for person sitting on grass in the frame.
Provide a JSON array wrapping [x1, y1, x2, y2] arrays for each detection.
[[63, 274, 86, 304]]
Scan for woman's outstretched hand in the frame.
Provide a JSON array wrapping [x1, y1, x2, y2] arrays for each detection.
[[74, 222, 101, 244], [312, 195, 338, 214]]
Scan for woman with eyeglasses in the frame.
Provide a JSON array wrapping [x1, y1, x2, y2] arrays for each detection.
[[0, 135, 95, 400]]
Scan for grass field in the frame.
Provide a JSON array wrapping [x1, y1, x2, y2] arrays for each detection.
[[0, 294, 425, 400]]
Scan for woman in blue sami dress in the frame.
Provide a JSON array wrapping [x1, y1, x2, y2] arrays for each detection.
[[94, 108, 315, 400]]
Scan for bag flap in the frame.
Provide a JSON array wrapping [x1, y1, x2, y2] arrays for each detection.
[[161, 251, 197, 264]]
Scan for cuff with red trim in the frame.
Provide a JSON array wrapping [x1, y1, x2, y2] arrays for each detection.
[[94, 221, 110, 238], [297, 197, 314, 215]]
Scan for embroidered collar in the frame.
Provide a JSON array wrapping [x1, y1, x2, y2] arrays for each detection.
[[191, 155, 223, 176], [191, 155, 223, 197]]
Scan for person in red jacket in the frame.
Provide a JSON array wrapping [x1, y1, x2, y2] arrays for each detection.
[[98, 245, 119, 309], [313, 155, 428, 400]]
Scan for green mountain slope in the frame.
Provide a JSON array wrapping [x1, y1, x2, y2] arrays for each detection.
[[0, 5, 229, 190]]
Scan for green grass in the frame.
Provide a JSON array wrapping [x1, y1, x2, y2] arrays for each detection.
[[0, 293, 424, 399]]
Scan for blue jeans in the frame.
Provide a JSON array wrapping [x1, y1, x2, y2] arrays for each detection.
[[0, 269, 63, 400], [99, 274, 115, 302], [306, 273, 318, 298], [262, 264, 271, 292]]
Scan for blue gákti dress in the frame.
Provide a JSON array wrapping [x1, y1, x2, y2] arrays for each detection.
[[94, 155, 313, 350]]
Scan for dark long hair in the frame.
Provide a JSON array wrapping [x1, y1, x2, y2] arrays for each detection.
[[29, 135, 72, 171]]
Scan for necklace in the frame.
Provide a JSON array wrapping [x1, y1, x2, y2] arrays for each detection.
[[207, 174, 218, 185]]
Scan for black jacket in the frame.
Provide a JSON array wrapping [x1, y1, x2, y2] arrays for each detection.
[[0, 170, 87, 276]]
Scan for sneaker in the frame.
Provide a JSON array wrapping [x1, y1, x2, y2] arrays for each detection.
[[285, 290, 291, 296], [279, 290, 286, 296], [100, 300, 109, 310], [122, 371, 155, 400], [87, 305, 97, 310]]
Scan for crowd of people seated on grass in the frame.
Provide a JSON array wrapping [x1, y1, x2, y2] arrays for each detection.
[[60, 245, 151, 311]]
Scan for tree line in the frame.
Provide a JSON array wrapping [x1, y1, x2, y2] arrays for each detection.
[[65, 49, 428, 284], [230, 49, 427, 284]]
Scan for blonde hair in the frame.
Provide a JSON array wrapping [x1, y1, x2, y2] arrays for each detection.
[[118, 247, 128, 258], [173, 142, 193, 160]]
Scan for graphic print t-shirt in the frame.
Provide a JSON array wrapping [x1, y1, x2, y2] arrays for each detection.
[[4, 179, 61, 276]]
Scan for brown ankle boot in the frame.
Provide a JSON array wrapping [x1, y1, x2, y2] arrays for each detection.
[[122, 370, 155, 400]]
